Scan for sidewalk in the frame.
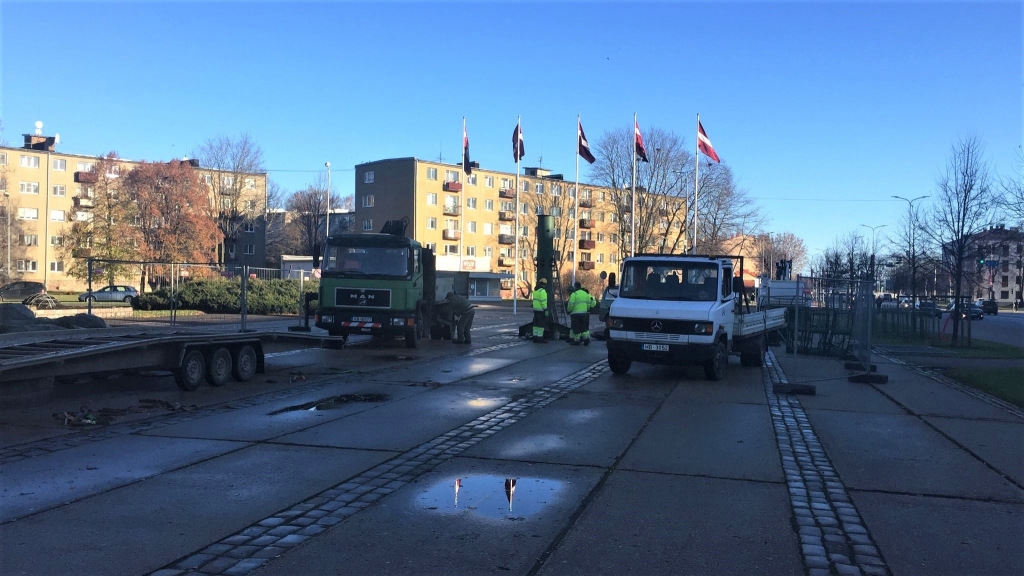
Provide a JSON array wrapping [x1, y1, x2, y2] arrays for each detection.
[[772, 350, 1024, 576]]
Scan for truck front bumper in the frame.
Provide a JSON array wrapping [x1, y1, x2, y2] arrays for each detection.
[[315, 311, 415, 336], [606, 338, 715, 366]]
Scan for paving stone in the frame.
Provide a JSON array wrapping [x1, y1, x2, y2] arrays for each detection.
[[223, 558, 268, 576], [299, 524, 327, 537], [201, 543, 234, 555], [275, 534, 310, 547], [805, 555, 830, 569], [266, 525, 299, 537], [257, 517, 284, 528], [252, 547, 285, 560], [823, 534, 847, 544], [861, 565, 888, 576], [802, 544, 827, 557], [248, 535, 278, 547], [220, 535, 252, 546], [290, 517, 317, 527], [848, 533, 872, 545], [808, 569, 831, 576], [225, 545, 261, 560], [175, 554, 215, 570], [830, 553, 852, 565], [150, 570, 185, 576], [199, 556, 237, 573], [318, 516, 344, 526], [853, 544, 879, 556], [834, 563, 861, 576], [306, 509, 329, 518], [796, 516, 817, 527], [798, 526, 822, 537], [844, 523, 868, 534], [856, 554, 886, 566]]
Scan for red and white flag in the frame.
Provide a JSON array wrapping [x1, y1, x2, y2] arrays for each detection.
[[463, 118, 471, 175], [634, 120, 649, 163], [512, 122, 525, 162], [697, 121, 720, 163], [578, 119, 596, 164]]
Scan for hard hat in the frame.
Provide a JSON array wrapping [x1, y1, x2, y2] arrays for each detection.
[[538, 278, 547, 285]]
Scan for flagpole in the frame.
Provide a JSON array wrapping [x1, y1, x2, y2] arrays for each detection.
[[460, 117, 465, 272], [692, 113, 700, 254], [513, 116, 521, 316], [573, 115, 579, 286], [631, 113, 637, 257]]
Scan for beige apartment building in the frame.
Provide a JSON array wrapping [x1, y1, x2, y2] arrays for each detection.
[[0, 132, 268, 292], [353, 157, 634, 299]]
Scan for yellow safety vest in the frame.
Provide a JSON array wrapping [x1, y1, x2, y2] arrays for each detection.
[[532, 287, 548, 311]]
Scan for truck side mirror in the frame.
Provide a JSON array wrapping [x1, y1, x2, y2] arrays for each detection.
[[312, 244, 321, 269], [608, 272, 617, 288], [732, 276, 744, 294]]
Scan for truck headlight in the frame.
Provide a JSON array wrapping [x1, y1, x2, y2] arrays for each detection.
[[694, 322, 713, 334], [321, 315, 334, 323], [608, 317, 624, 329], [392, 318, 405, 326]]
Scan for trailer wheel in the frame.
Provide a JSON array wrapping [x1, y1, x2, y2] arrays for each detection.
[[704, 341, 728, 381], [175, 349, 207, 391], [608, 353, 631, 375], [207, 347, 232, 386], [232, 345, 258, 382]]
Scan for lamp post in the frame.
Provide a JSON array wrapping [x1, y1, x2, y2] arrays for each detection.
[[860, 224, 886, 293], [3, 192, 10, 279], [324, 162, 331, 239], [892, 195, 928, 304]]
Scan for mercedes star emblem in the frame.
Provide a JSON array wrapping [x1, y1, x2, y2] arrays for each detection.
[[651, 320, 663, 332]]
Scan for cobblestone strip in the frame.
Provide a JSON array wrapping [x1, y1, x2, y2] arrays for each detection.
[[873, 350, 1024, 421], [764, 350, 891, 576], [0, 341, 527, 465], [148, 359, 608, 576]]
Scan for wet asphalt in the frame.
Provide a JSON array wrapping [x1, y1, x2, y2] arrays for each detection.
[[0, 306, 1022, 576]]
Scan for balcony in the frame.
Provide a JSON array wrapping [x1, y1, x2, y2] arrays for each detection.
[[578, 261, 596, 271], [442, 229, 461, 241], [579, 219, 595, 229], [498, 188, 516, 199], [579, 199, 594, 208], [498, 211, 515, 221], [74, 171, 98, 184], [498, 234, 516, 245], [578, 239, 596, 250], [443, 181, 463, 192], [73, 196, 94, 209], [443, 204, 461, 216], [498, 257, 515, 267]]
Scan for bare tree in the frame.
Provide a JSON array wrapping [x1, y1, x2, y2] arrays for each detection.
[[998, 147, 1024, 228], [286, 174, 343, 257], [192, 134, 267, 264], [693, 163, 765, 254], [888, 200, 933, 305], [922, 136, 994, 345], [749, 232, 808, 278], [511, 178, 579, 295]]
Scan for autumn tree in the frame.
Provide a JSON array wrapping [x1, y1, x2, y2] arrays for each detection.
[[60, 153, 140, 284], [749, 232, 808, 277], [922, 136, 994, 345], [286, 174, 344, 257], [192, 134, 267, 264]]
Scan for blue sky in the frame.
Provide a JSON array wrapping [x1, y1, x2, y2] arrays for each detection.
[[2, 1, 1020, 258]]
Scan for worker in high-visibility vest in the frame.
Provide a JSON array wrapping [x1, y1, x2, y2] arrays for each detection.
[[531, 278, 549, 343], [566, 281, 597, 345]]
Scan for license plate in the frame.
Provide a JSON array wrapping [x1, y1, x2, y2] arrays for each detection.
[[642, 344, 669, 352], [352, 316, 372, 322]]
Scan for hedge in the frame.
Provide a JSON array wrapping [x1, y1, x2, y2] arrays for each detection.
[[133, 278, 319, 315]]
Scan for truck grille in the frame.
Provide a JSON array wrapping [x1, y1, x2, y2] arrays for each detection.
[[335, 288, 392, 308], [619, 318, 705, 334], [630, 332, 683, 342]]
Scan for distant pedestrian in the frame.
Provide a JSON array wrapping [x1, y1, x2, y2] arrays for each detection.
[[566, 282, 597, 345], [531, 278, 549, 343], [444, 291, 474, 344]]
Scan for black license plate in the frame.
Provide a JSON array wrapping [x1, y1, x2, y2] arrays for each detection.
[[336, 288, 391, 308]]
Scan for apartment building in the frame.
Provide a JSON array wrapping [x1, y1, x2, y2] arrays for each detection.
[[969, 224, 1023, 306], [0, 131, 268, 291], [353, 157, 632, 299]]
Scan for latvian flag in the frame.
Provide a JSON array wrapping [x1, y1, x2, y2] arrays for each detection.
[[578, 119, 596, 164], [512, 123, 525, 162], [634, 120, 649, 163], [698, 121, 721, 163], [463, 118, 471, 175]]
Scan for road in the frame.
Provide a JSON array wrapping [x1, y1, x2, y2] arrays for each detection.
[[1, 305, 1021, 576], [953, 309, 1024, 347]]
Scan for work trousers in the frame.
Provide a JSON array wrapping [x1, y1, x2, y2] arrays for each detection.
[[453, 308, 475, 343], [569, 312, 590, 342], [532, 310, 548, 338]]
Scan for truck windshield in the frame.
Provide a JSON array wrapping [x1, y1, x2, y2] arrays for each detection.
[[619, 262, 719, 301], [323, 246, 410, 278]]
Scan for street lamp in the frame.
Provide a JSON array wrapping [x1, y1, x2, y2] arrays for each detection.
[[325, 161, 331, 239], [860, 224, 887, 293], [3, 191, 9, 279], [892, 195, 928, 302]]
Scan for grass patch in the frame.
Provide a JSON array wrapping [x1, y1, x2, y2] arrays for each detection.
[[873, 334, 1024, 359], [945, 367, 1024, 408]]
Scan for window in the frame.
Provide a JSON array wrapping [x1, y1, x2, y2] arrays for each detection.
[[222, 175, 235, 186], [468, 221, 477, 233], [597, 211, 605, 222], [52, 158, 66, 171], [445, 244, 459, 255], [485, 176, 494, 187], [363, 194, 375, 208], [244, 244, 255, 255], [17, 208, 39, 220], [227, 244, 236, 258], [466, 246, 477, 256], [499, 224, 512, 235], [244, 222, 256, 233], [77, 161, 95, 172], [52, 185, 66, 196], [466, 197, 477, 209], [19, 182, 40, 194], [364, 170, 375, 184], [1002, 276, 1009, 287], [1001, 290, 1010, 300], [106, 165, 121, 177], [426, 217, 437, 230], [501, 178, 513, 189], [598, 232, 605, 242], [424, 243, 436, 251], [535, 204, 544, 215], [76, 212, 90, 222], [501, 201, 514, 212], [484, 246, 493, 257], [520, 202, 529, 214], [445, 218, 459, 231], [554, 227, 561, 238], [203, 174, 213, 185], [611, 254, 618, 264], [484, 199, 494, 211], [552, 184, 562, 196], [483, 223, 493, 235], [362, 219, 374, 231], [17, 260, 38, 272], [520, 226, 530, 237], [521, 180, 529, 192], [245, 200, 257, 210], [426, 193, 438, 205], [581, 188, 592, 199], [0, 153, 6, 165], [51, 236, 63, 246], [610, 233, 619, 243], [467, 174, 477, 185], [446, 195, 458, 207], [50, 261, 64, 273], [610, 213, 618, 223], [551, 206, 562, 216], [427, 167, 438, 180], [0, 179, 4, 193], [245, 177, 256, 189], [534, 182, 544, 194], [20, 155, 40, 168], [221, 198, 233, 209], [598, 253, 605, 263], [445, 170, 460, 183], [51, 210, 66, 221], [568, 186, 576, 198], [21, 234, 39, 246]]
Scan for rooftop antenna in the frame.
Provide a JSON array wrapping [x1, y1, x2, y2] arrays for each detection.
[[34, 121, 43, 135], [54, 133, 60, 145], [438, 140, 444, 163]]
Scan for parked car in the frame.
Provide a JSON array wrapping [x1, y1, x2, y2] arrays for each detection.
[[975, 299, 998, 315], [598, 285, 618, 323], [945, 302, 983, 320], [0, 281, 47, 302], [917, 301, 943, 318], [78, 285, 139, 303]]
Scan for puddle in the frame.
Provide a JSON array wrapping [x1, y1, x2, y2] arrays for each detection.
[[268, 393, 390, 414], [374, 354, 417, 361], [418, 475, 564, 520]]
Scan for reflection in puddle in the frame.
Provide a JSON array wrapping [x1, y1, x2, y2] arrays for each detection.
[[267, 393, 389, 414], [566, 408, 601, 424], [465, 396, 509, 409], [419, 475, 563, 520], [500, 434, 566, 458]]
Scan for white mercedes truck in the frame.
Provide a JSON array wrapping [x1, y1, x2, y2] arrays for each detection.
[[604, 254, 786, 380]]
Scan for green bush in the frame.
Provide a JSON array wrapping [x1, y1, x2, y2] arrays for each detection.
[[132, 278, 319, 315]]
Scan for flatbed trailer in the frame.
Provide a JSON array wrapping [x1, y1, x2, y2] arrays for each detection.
[[0, 328, 345, 391]]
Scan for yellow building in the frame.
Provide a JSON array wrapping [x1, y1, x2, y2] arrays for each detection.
[[354, 157, 636, 299], [0, 131, 268, 291]]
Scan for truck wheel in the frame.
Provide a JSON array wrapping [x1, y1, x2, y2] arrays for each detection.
[[175, 349, 207, 391], [704, 341, 727, 381], [206, 347, 232, 386], [405, 318, 420, 349], [232, 345, 258, 382], [608, 353, 631, 375]]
